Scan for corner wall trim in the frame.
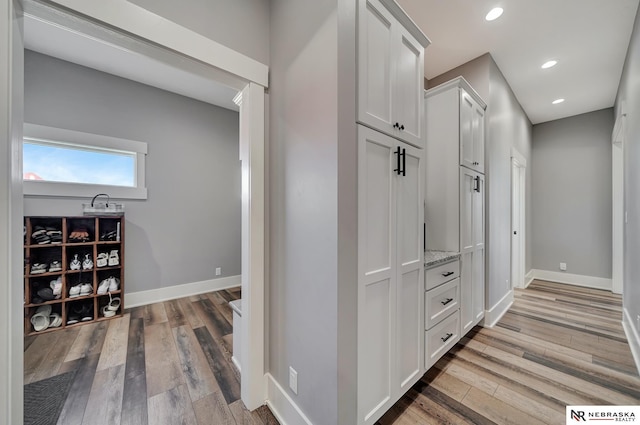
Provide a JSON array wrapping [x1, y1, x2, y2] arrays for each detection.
[[483, 289, 513, 328], [125, 275, 241, 308], [265, 373, 314, 425], [525, 270, 534, 288], [529, 269, 612, 291], [622, 308, 640, 375]]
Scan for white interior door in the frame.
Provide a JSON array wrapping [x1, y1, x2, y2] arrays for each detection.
[[511, 153, 526, 289]]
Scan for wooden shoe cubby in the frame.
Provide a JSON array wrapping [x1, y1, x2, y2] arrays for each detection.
[[23, 215, 125, 335]]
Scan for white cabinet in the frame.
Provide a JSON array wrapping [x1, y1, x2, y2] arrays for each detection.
[[460, 90, 485, 173], [358, 0, 429, 148], [357, 125, 423, 425], [424, 77, 486, 340], [460, 169, 485, 334]]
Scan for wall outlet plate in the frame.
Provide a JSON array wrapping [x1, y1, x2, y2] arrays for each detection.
[[215, 267, 221, 276], [559, 262, 567, 271]]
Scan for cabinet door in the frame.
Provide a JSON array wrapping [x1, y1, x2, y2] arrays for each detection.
[[357, 126, 396, 424], [460, 168, 475, 253], [459, 251, 474, 335], [358, 0, 394, 136], [395, 143, 423, 391], [472, 104, 485, 173], [459, 90, 475, 170], [472, 174, 485, 323], [394, 26, 424, 148]]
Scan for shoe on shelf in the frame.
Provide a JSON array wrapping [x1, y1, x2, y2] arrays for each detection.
[[82, 254, 93, 270], [80, 303, 93, 322], [31, 305, 52, 331], [96, 252, 108, 268], [69, 284, 81, 298], [50, 276, 62, 298], [48, 312, 62, 328], [108, 277, 120, 292], [100, 230, 117, 241], [108, 250, 119, 267], [79, 283, 93, 296], [101, 305, 116, 318], [97, 278, 110, 295], [49, 260, 62, 273], [30, 263, 47, 275], [69, 254, 81, 271], [107, 293, 120, 313], [37, 287, 55, 301]]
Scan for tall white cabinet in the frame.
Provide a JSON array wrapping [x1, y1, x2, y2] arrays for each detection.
[[356, 1, 430, 424], [424, 77, 486, 339]]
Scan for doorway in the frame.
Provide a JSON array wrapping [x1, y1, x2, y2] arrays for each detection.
[[511, 150, 526, 289], [612, 105, 626, 295], [3, 1, 268, 422]]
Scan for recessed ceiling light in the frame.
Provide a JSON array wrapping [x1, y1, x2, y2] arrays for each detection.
[[541, 60, 558, 69], [552, 98, 565, 105], [485, 7, 504, 21]]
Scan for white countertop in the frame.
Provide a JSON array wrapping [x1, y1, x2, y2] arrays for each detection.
[[425, 250, 460, 268]]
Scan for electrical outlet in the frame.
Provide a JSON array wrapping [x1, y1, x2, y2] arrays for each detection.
[[289, 366, 298, 394], [559, 262, 567, 271], [215, 267, 221, 276]]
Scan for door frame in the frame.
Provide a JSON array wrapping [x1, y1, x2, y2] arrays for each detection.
[[612, 103, 626, 295], [510, 148, 526, 289], [2, 1, 268, 422]]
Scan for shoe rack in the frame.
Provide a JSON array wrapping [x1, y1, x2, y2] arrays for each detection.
[[23, 216, 125, 335]]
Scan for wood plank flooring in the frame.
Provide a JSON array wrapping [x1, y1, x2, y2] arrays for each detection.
[[378, 280, 640, 425], [25, 280, 640, 425], [24, 287, 278, 425]]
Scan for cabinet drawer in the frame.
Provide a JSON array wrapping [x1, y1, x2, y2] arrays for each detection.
[[425, 259, 459, 290], [425, 277, 459, 329], [425, 310, 460, 369]]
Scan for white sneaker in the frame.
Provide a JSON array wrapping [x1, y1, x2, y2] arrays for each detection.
[[97, 278, 110, 295], [70, 254, 81, 271], [108, 250, 119, 267], [96, 252, 108, 268], [82, 254, 93, 270], [108, 277, 120, 292], [50, 277, 62, 299], [69, 284, 81, 298], [79, 283, 93, 296]]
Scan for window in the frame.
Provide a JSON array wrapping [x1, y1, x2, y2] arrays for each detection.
[[23, 124, 148, 199]]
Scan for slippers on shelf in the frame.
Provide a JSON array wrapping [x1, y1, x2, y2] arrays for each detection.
[[48, 312, 62, 328], [30, 305, 52, 331]]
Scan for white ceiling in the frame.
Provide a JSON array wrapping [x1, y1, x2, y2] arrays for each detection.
[[24, 14, 240, 112], [398, 0, 640, 124]]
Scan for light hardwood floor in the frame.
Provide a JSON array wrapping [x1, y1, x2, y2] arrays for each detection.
[[24, 287, 279, 425], [378, 280, 640, 425], [25, 281, 640, 425]]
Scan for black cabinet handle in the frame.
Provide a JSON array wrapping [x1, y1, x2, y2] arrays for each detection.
[[393, 122, 400, 129], [400, 124, 405, 131], [441, 333, 453, 343], [441, 271, 454, 277], [401, 148, 406, 176], [474, 176, 480, 192], [394, 146, 401, 175], [441, 298, 454, 306]]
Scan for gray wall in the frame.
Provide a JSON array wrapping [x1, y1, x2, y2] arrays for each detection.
[[269, 1, 341, 424], [128, 0, 270, 66], [615, 5, 640, 334], [532, 109, 613, 278], [23, 50, 241, 293], [429, 54, 533, 308]]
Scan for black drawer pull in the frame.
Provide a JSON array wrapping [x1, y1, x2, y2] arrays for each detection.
[[441, 271, 454, 277], [441, 333, 453, 343], [441, 298, 454, 306]]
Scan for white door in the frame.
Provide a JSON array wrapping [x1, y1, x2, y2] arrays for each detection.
[[612, 110, 625, 295], [358, 0, 394, 136], [394, 26, 424, 148], [472, 174, 485, 322], [357, 126, 395, 424], [459, 91, 475, 170], [395, 143, 423, 391], [511, 153, 526, 289], [459, 168, 475, 334], [472, 104, 485, 173]]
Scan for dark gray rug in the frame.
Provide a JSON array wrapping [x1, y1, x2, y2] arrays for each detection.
[[24, 370, 77, 425]]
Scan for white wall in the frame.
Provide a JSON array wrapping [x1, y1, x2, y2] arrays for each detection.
[[268, 1, 340, 423], [428, 54, 533, 309], [23, 50, 241, 293], [615, 3, 640, 363], [532, 109, 613, 279], [128, 0, 270, 66]]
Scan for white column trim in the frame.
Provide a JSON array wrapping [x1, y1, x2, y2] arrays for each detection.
[[622, 308, 640, 376], [483, 289, 513, 328]]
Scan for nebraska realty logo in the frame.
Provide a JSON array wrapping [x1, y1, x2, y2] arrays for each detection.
[[567, 406, 639, 423]]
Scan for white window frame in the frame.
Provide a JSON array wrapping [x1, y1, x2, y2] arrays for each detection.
[[23, 123, 148, 199]]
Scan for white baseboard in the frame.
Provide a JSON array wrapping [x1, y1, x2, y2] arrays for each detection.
[[124, 275, 241, 308], [622, 308, 640, 375], [265, 373, 313, 425], [529, 269, 612, 291], [524, 270, 534, 288], [483, 289, 513, 328]]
